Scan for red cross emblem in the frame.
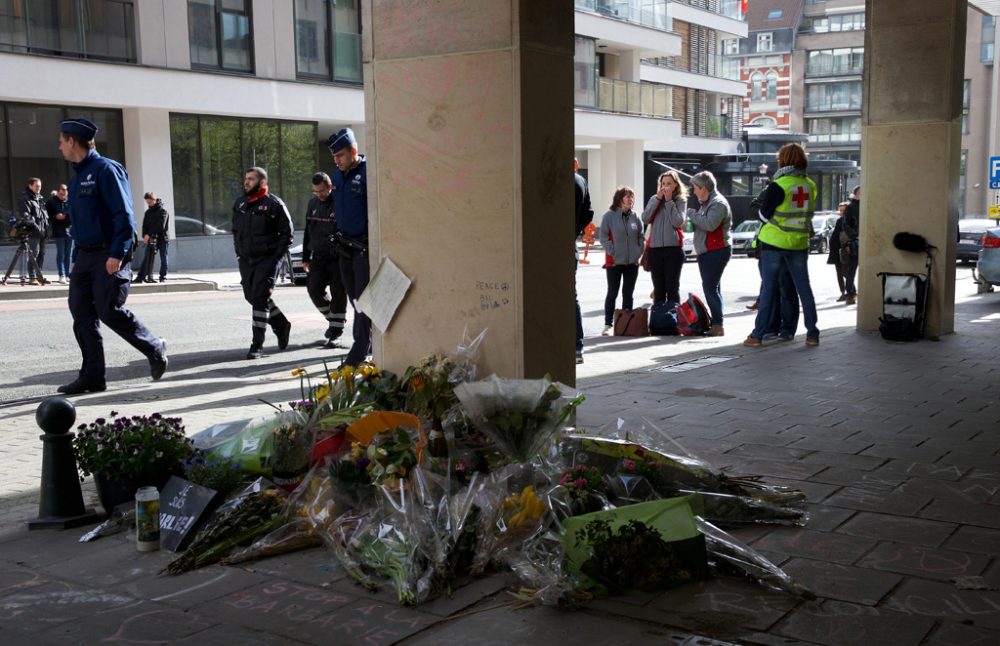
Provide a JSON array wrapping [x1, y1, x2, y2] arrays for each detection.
[[791, 186, 810, 209]]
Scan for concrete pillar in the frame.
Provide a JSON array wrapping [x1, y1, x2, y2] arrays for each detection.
[[616, 140, 645, 199], [121, 108, 174, 236], [135, 0, 190, 69], [363, 0, 575, 383], [857, 0, 966, 337]]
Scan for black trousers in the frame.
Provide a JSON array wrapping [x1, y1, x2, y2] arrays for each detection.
[[647, 246, 685, 304], [339, 247, 371, 365], [305, 255, 348, 339], [604, 264, 639, 326], [68, 249, 163, 383], [239, 256, 290, 347]]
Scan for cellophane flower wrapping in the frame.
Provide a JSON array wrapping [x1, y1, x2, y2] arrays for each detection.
[[562, 419, 808, 526], [193, 410, 307, 478], [454, 376, 583, 464], [471, 463, 551, 574]]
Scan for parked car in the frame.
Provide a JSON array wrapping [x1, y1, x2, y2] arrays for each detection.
[[731, 220, 760, 256], [976, 226, 1000, 291], [278, 244, 307, 285], [173, 215, 227, 236], [958, 218, 996, 264], [682, 219, 695, 261], [809, 212, 839, 254]]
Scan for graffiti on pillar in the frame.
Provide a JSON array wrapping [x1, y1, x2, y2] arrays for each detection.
[[477, 280, 510, 311]]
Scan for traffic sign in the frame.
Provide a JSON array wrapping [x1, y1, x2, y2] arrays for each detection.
[[990, 205, 1000, 219], [991, 156, 1000, 183], [991, 180, 1000, 190]]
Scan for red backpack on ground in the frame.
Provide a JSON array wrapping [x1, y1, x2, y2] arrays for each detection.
[[677, 293, 711, 336]]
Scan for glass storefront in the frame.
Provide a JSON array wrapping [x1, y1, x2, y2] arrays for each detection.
[[0, 102, 124, 236], [169, 114, 318, 236]]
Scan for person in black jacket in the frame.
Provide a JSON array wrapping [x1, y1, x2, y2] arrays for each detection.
[[18, 178, 49, 284], [135, 192, 170, 283], [232, 167, 294, 359], [302, 172, 348, 349], [574, 159, 593, 364], [842, 186, 861, 305], [45, 184, 72, 283]]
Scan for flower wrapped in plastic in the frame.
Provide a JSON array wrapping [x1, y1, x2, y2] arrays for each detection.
[[454, 376, 583, 464], [562, 419, 808, 526], [471, 464, 551, 573]]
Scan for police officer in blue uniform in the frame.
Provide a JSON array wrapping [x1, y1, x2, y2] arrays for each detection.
[[57, 118, 167, 395], [232, 166, 294, 359], [327, 128, 370, 367]]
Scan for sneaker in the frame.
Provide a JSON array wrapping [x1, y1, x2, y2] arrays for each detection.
[[57, 378, 107, 395], [246, 345, 263, 360], [836, 294, 847, 302], [601, 325, 612, 336], [762, 332, 779, 340], [575, 350, 584, 364], [28, 278, 39, 285], [143, 278, 155, 284], [805, 336, 820, 347], [746, 301, 759, 311], [742, 336, 762, 347], [777, 333, 794, 341], [323, 338, 341, 349], [845, 296, 857, 305], [57, 276, 66, 284], [158, 277, 168, 282], [149, 339, 168, 381], [706, 325, 725, 337], [275, 320, 292, 350]]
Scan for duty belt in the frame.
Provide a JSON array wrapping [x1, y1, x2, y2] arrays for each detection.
[[76, 242, 110, 252]]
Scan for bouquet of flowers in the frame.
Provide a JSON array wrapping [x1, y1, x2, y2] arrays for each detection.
[[73, 411, 194, 481], [557, 464, 611, 516], [454, 376, 583, 463]]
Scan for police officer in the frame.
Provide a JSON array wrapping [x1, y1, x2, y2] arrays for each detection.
[[327, 127, 370, 367], [232, 166, 294, 359], [302, 171, 348, 349], [57, 118, 168, 394]]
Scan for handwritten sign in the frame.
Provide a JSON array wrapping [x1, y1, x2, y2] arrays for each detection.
[[159, 476, 221, 552]]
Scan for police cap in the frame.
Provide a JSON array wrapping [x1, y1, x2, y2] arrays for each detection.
[[60, 118, 98, 141], [327, 127, 356, 153]]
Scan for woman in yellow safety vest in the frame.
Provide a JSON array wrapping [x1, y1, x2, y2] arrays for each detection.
[[743, 143, 820, 347]]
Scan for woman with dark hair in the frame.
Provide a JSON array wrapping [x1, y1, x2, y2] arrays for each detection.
[[688, 171, 732, 336], [642, 170, 688, 304], [598, 186, 643, 335], [744, 143, 820, 347]]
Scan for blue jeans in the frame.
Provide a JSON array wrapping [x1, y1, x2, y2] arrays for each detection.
[[575, 259, 583, 352], [137, 239, 169, 281], [844, 239, 858, 296], [751, 247, 819, 340], [764, 264, 799, 337], [53, 236, 73, 277], [697, 246, 731, 326]]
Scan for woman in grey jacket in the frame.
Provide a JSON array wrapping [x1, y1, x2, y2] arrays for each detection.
[[642, 171, 688, 304], [688, 171, 732, 337], [598, 186, 643, 335]]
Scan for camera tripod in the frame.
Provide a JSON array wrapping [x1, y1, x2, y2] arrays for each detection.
[[1, 235, 49, 286]]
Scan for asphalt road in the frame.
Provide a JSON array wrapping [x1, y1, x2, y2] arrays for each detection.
[[0, 253, 982, 404]]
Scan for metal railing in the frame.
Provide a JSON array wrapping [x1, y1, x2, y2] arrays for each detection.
[[808, 132, 861, 145], [575, 0, 672, 32], [805, 97, 862, 113], [647, 52, 741, 81], [581, 77, 674, 118], [671, 0, 745, 21]]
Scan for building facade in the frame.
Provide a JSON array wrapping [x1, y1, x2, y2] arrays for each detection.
[[961, 5, 999, 218], [1, 0, 364, 269], [572, 0, 748, 204], [736, 0, 801, 131]]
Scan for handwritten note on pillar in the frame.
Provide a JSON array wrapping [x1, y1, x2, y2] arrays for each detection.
[[159, 476, 222, 552]]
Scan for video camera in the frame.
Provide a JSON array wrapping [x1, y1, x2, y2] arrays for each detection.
[[7, 217, 40, 240], [330, 231, 368, 257]]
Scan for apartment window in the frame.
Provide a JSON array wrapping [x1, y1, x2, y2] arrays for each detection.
[[801, 13, 865, 33], [294, 0, 362, 83], [751, 116, 777, 128], [756, 32, 773, 53], [807, 117, 862, 145], [722, 38, 738, 55], [962, 80, 970, 135], [766, 71, 778, 100], [983, 16, 996, 65], [0, 0, 135, 62], [807, 48, 864, 76], [766, 10, 782, 20], [750, 72, 763, 101], [807, 81, 862, 112], [188, 0, 253, 73], [169, 114, 317, 234], [574, 37, 597, 108]]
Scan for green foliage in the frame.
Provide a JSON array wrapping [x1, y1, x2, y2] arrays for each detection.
[[183, 454, 244, 497], [73, 411, 194, 481]]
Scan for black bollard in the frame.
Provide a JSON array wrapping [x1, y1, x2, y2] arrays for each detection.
[[28, 397, 101, 530]]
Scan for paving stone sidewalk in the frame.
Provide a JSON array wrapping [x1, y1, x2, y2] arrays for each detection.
[[0, 289, 998, 645]]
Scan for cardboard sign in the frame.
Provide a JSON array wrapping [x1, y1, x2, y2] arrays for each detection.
[[158, 476, 222, 552]]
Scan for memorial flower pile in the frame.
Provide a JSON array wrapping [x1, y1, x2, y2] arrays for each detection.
[[73, 411, 194, 481]]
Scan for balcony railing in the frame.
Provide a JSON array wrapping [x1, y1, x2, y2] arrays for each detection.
[[808, 132, 862, 145], [578, 77, 675, 119], [670, 0, 745, 21], [703, 115, 733, 139], [646, 52, 741, 81], [806, 63, 863, 78], [575, 0, 672, 32], [805, 98, 862, 113]]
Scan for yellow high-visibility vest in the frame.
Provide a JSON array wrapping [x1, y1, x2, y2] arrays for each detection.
[[757, 175, 817, 251]]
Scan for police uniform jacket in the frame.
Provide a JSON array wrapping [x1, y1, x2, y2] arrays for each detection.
[[331, 155, 367, 239], [45, 195, 71, 239], [231, 189, 294, 261], [301, 194, 337, 263], [141, 199, 170, 241], [68, 149, 136, 261], [18, 188, 48, 238]]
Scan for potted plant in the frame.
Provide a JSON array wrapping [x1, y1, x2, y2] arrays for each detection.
[[73, 411, 195, 514]]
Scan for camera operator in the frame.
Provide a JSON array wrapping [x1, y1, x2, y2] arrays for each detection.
[[136, 191, 170, 283], [18, 178, 48, 284], [327, 127, 370, 367]]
